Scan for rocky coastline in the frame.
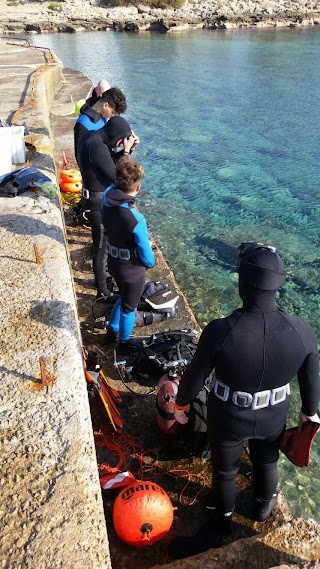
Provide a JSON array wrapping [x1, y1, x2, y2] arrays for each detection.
[[1, 0, 320, 35]]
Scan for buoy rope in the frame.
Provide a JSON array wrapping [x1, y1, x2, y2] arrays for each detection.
[[95, 428, 207, 506]]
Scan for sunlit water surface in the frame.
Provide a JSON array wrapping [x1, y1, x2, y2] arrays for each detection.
[[24, 28, 320, 520]]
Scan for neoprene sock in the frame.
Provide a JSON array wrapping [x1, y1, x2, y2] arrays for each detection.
[[254, 493, 277, 522], [119, 308, 136, 342], [108, 298, 121, 332], [168, 522, 222, 559]]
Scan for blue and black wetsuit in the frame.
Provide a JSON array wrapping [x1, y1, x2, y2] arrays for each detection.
[[101, 183, 155, 343], [176, 287, 320, 515], [74, 106, 107, 165]]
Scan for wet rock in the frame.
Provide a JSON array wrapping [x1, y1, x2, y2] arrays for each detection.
[[25, 23, 42, 33], [124, 20, 140, 31], [113, 20, 125, 31]]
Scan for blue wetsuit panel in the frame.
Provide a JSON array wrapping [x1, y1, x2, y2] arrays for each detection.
[[77, 114, 106, 131]]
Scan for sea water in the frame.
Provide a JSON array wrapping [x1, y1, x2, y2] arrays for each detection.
[[24, 28, 320, 520]]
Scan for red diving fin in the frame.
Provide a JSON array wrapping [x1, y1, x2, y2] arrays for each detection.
[[83, 349, 123, 433], [280, 421, 320, 467], [99, 380, 123, 432], [100, 370, 122, 404]]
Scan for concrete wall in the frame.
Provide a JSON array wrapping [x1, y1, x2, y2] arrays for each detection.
[[0, 40, 112, 569]]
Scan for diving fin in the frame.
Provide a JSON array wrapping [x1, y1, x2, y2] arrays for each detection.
[[280, 421, 320, 467]]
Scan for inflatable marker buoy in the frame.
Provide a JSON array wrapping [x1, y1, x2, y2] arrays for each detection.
[[74, 98, 86, 117], [59, 169, 82, 183], [60, 180, 82, 194], [113, 481, 174, 547]]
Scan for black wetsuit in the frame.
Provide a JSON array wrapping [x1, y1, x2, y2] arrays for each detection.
[[77, 116, 133, 297], [77, 128, 118, 296], [176, 290, 320, 513]]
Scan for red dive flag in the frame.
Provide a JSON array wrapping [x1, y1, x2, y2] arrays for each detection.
[[100, 471, 138, 490], [62, 151, 70, 167]]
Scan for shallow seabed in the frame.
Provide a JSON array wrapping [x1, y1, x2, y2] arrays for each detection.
[[24, 27, 320, 520]]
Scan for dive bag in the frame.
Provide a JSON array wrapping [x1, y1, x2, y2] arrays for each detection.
[[0, 167, 56, 197]]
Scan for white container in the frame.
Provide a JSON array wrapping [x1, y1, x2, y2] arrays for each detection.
[[0, 125, 26, 165], [0, 137, 12, 176]]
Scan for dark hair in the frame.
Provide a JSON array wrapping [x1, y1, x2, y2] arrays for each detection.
[[116, 157, 144, 193], [101, 87, 127, 114]]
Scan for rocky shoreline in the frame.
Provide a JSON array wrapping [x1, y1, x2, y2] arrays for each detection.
[[1, 0, 320, 34]]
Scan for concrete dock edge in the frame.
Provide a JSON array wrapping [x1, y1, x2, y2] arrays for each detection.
[[0, 40, 111, 569]]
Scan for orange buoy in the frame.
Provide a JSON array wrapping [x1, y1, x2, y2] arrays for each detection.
[[59, 169, 82, 183], [60, 180, 82, 194], [113, 481, 174, 547]]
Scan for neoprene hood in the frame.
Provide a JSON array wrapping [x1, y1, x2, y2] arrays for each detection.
[[105, 116, 132, 148], [238, 244, 286, 291]]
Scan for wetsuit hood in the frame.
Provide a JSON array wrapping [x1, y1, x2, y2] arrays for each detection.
[[104, 116, 131, 148], [104, 184, 136, 208], [238, 247, 285, 291]]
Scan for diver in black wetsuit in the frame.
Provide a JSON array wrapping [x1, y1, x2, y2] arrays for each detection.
[[77, 116, 139, 297], [169, 242, 320, 559]]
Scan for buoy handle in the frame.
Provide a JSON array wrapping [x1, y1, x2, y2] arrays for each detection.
[[140, 523, 153, 541]]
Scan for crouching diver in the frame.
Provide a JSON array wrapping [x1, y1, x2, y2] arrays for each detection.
[[101, 157, 155, 353], [169, 242, 320, 559]]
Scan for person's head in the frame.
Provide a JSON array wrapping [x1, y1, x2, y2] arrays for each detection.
[[237, 242, 285, 302], [92, 87, 127, 119], [115, 157, 144, 195], [104, 115, 132, 149], [93, 79, 111, 98]]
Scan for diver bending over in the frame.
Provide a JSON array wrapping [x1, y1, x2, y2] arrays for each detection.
[[170, 243, 319, 558], [77, 116, 139, 298]]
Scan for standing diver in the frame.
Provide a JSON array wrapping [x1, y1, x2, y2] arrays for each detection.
[[170, 242, 320, 558], [77, 116, 140, 298], [101, 157, 155, 353], [74, 87, 127, 165]]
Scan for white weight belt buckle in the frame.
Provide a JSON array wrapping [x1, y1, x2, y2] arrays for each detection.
[[213, 378, 229, 402], [232, 390, 253, 408], [251, 390, 271, 410], [270, 384, 289, 405]]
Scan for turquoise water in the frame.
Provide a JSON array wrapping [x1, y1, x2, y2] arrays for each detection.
[[25, 29, 320, 519]]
